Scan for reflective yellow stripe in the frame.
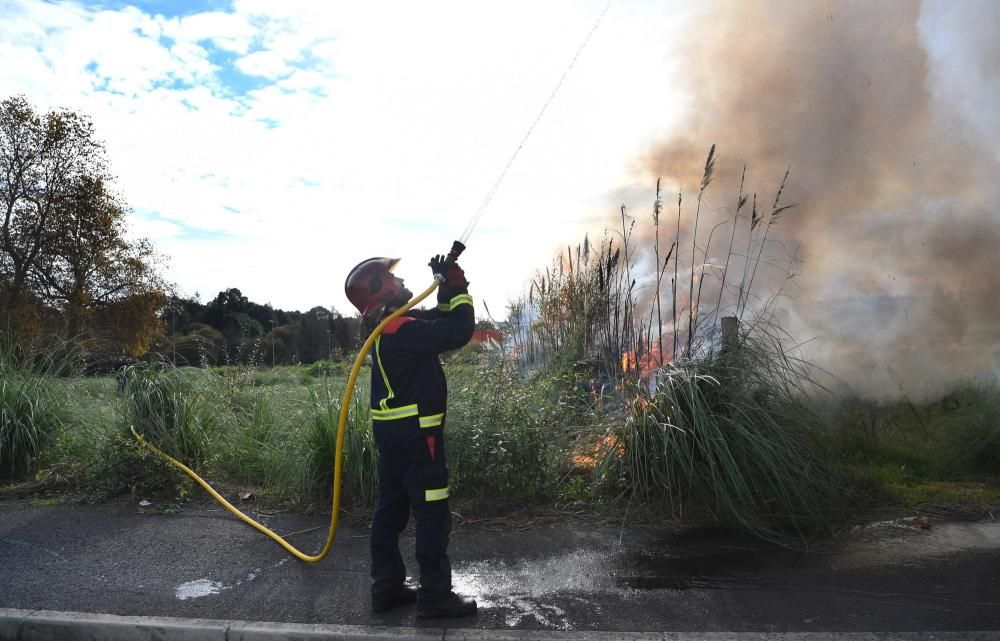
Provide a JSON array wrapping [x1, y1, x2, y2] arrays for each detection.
[[374, 336, 394, 411], [371, 404, 419, 421], [425, 487, 449, 502], [437, 294, 474, 312], [419, 413, 445, 428]]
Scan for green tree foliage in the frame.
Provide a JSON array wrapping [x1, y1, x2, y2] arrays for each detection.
[[34, 175, 166, 338], [1, 95, 100, 318], [299, 306, 332, 364], [162, 288, 290, 364], [1, 95, 166, 356], [157, 287, 367, 366], [171, 324, 225, 366]]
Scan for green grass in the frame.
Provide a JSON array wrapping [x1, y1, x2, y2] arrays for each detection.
[[214, 386, 301, 504], [823, 376, 1000, 511], [305, 384, 377, 511], [9, 350, 998, 532], [122, 362, 219, 466], [16, 351, 579, 513], [936, 379, 1000, 475], [892, 481, 1000, 508], [0, 341, 72, 479], [45, 376, 117, 484]]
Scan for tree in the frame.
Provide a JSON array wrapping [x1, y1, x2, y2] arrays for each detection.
[[299, 306, 332, 363], [202, 288, 266, 357], [92, 290, 167, 358], [173, 323, 226, 366], [1, 95, 102, 325], [1, 95, 167, 352], [272, 324, 300, 364], [32, 174, 166, 338], [332, 315, 359, 354]]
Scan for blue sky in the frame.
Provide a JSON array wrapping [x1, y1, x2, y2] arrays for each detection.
[[93, 0, 226, 15]]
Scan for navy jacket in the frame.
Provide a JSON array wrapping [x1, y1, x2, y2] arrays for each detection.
[[369, 287, 475, 431]]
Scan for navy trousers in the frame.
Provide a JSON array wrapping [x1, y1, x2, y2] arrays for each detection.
[[370, 420, 452, 597]]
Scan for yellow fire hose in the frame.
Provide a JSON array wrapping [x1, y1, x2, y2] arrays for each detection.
[[130, 276, 442, 563]]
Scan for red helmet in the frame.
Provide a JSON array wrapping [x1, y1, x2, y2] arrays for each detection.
[[345, 257, 404, 318]]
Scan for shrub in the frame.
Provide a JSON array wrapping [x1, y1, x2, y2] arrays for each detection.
[[0, 342, 69, 479], [597, 325, 848, 541], [938, 378, 1000, 475], [85, 430, 190, 502], [120, 362, 217, 466], [446, 357, 576, 506], [305, 386, 377, 511], [305, 360, 338, 379]]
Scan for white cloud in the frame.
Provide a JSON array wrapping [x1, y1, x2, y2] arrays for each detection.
[[1, 0, 689, 314], [235, 50, 291, 78], [162, 11, 256, 53]]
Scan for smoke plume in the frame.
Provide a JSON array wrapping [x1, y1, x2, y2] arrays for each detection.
[[633, 0, 1000, 398]]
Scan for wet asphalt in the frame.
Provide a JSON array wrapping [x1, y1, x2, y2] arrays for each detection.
[[1, 500, 998, 634]]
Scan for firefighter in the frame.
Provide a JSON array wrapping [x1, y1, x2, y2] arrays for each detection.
[[344, 254, 477, 618]]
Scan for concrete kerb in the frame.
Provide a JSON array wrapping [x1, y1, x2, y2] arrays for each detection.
[[1, 610, 439, 641], [1, 608, 230, 641], [2, 610, 1000, 641]]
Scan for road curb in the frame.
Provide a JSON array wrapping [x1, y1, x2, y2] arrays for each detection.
[[0, 609, 438, 641], [1, 609, 999, 641]]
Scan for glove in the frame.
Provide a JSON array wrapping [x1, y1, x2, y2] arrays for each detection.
[[428, 255, 469, 288]]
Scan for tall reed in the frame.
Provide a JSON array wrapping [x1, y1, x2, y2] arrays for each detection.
[[598, 321, 848, 542], [510, 145, 800, 381]]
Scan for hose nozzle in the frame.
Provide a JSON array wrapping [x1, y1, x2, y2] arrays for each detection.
[[432, 240, 466, 282], [445, 240, 466, 265]]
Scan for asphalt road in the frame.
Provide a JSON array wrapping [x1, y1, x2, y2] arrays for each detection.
[[1, 500, 998, 634]]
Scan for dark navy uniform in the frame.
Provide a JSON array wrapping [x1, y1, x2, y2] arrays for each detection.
[[369, 287, 474, 600]]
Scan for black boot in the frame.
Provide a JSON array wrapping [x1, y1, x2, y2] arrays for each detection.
[[416, 591, 478, 619], [371, 585, 418, 613]]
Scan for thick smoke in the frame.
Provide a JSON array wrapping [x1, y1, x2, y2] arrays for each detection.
[[631, 0, 1000, 398]]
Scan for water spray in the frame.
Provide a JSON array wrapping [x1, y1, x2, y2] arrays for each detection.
[[459, 0, 612, 246]]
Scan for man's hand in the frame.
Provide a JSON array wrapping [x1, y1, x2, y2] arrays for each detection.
[[428, 255, 447, 279], [428, 255, 469, 288]]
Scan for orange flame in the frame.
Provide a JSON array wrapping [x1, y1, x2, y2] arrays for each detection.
[[620, 341, 670, 376], [572, 435, 622, 469]]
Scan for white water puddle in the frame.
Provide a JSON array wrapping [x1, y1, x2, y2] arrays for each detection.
[[500, 597, 572, 629], [175, 578, 223, 600], [452, 549, 620, 630], [454, 549, 617, 598], [174, 557, 290, 600]]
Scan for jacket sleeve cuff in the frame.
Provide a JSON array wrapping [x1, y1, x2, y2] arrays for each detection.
[[436, 283, 468, 304], [437, 292, 473, 312]]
